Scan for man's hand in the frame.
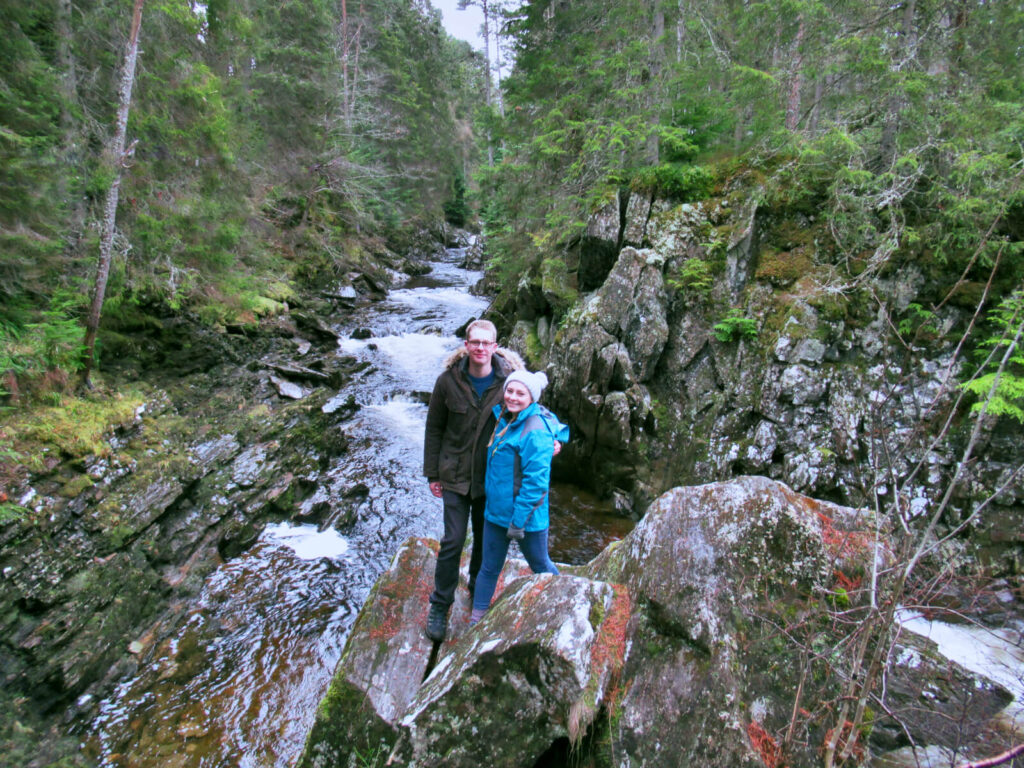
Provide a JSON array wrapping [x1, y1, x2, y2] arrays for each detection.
[[507, 525, 525, 541], [553, 440, 562, 457], [429, 481, 443, 498]]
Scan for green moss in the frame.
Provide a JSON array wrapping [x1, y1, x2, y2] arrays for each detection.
[[807, 291, 851, 323], [106, 523, 135, 550], [756, 247, 813, 286], [1, 389, 146, 485], [59, 474, 94, 499], [297, 678, 398, 768], [524, 328, 544, 367], [540, 256, 579, 313]]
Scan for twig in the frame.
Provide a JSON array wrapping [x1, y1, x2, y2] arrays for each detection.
[[955, 743, 1024, 768]]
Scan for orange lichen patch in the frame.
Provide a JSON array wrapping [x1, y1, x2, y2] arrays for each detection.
[[365, 541, 434, 641], [813, 509, 873, 560], [833, 569, 862, 592], [747, 720, 781, 768], [589, 585, 632, 685], [508, 579, 551, 635]]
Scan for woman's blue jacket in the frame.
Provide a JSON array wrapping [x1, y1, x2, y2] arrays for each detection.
[[483, 401, 568, 532]]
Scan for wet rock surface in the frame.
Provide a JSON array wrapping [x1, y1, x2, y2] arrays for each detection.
[[299, 476, 1017, 768], [0, 328, 363, 719], [515, 186, 1024, 576]]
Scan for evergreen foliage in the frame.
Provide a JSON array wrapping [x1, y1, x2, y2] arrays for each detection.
[[480, 0, 1024, 318], [712, 309, 759, 343], [963, 290, 1024, 423], [0, 0, 483, 400]]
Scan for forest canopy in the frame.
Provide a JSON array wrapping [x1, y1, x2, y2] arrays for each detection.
[[0, 0, 485, 393], [481, 0, 1023, 303]]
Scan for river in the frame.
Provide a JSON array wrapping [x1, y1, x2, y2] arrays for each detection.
[[84, 245, 631, 766]]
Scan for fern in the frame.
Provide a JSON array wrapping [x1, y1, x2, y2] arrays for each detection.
[[712, 309, 759, 343], [962, 290, 1024, 423]]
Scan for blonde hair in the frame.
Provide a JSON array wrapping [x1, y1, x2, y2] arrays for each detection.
[[465, 319, 497, 342]]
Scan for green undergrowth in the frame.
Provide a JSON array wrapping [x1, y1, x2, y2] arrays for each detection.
[[0, 383, 146, 513]]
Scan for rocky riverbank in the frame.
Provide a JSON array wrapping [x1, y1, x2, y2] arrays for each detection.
[[0, 233, 458, 765], [298, 476, 1021, 768]]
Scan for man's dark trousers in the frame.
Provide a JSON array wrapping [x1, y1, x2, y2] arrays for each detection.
[[429, 490, 484, 608]]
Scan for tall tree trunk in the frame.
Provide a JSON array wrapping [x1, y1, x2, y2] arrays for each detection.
[[482, 0, 494, 166], [675, 0, 685, 63], [646, 0, 665, 164], [784, 18, 805, 131], [492, 2, 505, 118], [879, 0, 917, 169], [81, 0, 145, 387], [808, 76, 823, 134], [947, 0, 970, 96], [460, 0, 496, 163], [341, 0, 350, 129], [56, 0, 85, 255]]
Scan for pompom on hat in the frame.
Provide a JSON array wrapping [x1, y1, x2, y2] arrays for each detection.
[[504, 370, 548, 403]]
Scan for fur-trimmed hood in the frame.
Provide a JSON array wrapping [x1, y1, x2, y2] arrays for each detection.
[[443, 345, 525, 373]]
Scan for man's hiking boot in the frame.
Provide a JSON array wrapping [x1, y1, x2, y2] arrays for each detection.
[[425, 603, 448, 642]]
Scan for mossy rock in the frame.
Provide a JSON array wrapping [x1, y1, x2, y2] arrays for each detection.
[[756, 246, 814, 287], [540, 257, 579, 315]]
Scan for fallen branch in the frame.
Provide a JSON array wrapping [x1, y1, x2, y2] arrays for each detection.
[[956, 743, 1024, 768]]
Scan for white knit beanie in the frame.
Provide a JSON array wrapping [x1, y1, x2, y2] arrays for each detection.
[[504, 370, 548, 403]]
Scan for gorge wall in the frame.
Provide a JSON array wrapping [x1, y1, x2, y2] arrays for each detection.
[[497, 182, 1023, 574]]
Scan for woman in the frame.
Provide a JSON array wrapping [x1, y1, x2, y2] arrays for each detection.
[[469, 369, 568, 625]]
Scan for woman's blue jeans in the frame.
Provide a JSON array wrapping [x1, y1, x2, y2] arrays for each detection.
[[472, 519, 559, 613]]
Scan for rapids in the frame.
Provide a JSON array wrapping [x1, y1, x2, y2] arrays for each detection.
[[84, 246, 629, 767]]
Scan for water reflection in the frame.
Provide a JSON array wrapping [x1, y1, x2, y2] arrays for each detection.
[[89, 538, 355, 767], [549, 483, 634, 565], [87, 247, 632, 767]]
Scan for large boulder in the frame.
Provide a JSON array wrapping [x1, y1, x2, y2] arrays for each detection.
[[582, 475, 878, 767], [305, 477, 1018, 767], [394, 574, 627, 767]]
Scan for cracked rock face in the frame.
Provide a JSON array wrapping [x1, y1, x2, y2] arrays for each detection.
[[301, 477, 1009, 768], [521, 191, 1023, 577]]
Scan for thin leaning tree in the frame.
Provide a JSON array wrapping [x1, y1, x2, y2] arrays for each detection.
[[81, 0, 145, 388]]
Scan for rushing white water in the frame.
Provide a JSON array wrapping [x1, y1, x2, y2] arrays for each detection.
[[263, 522, 350, 560], [367, 397, 429, 445], [336, 332, 456, 393], [898, 608, 1024, 732]]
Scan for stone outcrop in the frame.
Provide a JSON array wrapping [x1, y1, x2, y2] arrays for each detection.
[[508, 185, 1023, 574], [0, 318, 362, 725], [299, 477, 1011, 767]]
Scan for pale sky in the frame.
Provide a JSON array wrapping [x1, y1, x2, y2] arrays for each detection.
[[431, 0, 487, 49]]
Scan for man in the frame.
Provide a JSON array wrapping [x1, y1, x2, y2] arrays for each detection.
[[422, 319, 524, 642]]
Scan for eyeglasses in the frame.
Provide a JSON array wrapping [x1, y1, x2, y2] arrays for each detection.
[[466, 339, 495, 348]]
